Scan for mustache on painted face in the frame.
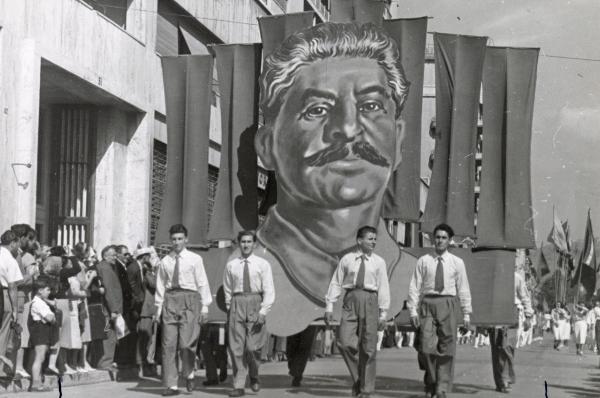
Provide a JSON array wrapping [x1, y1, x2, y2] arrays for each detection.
[[305, 141, 390, 168]]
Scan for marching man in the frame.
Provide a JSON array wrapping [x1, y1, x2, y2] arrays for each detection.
[[325, 226, 390, 398], [223, 231, 275, 397]]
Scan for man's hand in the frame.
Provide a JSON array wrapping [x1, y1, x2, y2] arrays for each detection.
[[110, 312, 119, 320], [378, 319, 387, 331], [251, 314, 266, 333], [11, 311, 17, 322], [152, 314, 159, 324], [99, 287, 105, 295], [199, 312, 209, 325], [324, 311, 334, 326], [410, 316, 420, 330]]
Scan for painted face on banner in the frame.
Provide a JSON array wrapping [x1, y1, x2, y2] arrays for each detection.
[[264, 57, 403, 208]]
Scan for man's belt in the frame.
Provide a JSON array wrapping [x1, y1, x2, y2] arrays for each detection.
[[346, 288, 377, 294], [423, 294, 455, 299], [166, 288, 198, 293], [233, 292, 263, 297]]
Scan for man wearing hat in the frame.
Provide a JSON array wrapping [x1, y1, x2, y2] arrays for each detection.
[[131, 246, 159, 376]]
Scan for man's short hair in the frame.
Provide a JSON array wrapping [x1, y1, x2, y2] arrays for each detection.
[[101, 245, 116, 259], [260, 22, 409, 121], [356, 226, 377, 239], [237, 230, 257, 243], [116, 244, 129, 254], [433, 223, 455, 239], [169, 224, 188, 237], [10, 224, 36, 240], [49, 246, 67, 257], [0, 230, 18, 245]]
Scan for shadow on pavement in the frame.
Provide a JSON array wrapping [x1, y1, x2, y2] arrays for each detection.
[[548, 368, 600, 398]]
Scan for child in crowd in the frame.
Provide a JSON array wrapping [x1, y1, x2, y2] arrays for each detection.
[[29, 278, 57, 392]]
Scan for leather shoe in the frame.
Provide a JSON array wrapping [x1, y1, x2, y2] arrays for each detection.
[[186, 378, 195, 392], [228, 389, 245, 397], [496, 386, 511, 393], [291, 376, 302, 387], [202, 379, 219, 386], [162, 389, 180, 396], [250, 380, 260, 392], [220, 368, 228, 382], [352, 381, 361, 396]]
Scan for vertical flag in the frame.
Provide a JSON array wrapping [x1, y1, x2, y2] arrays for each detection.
[[258, 13, 314, 215], [422, 33, 487, 238], [330, 0, 386, 25], [572, 210, 597, 296], [381, 17, 428, 222], [477, 47, 538, 249], [207, 44, 262, 240], [547, 206, 569, 254], [157, 56, 213, 244]]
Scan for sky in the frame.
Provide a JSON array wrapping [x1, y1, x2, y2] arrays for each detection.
[[391, 0, 600, 243]]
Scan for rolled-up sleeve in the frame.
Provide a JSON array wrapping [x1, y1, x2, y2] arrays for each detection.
[[259, 260, 275, 316]]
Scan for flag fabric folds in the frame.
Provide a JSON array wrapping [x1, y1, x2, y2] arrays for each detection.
[[572, 210, 597, 297], [477, 47, 539, 249], [422, 33, 487, 237], [207, 44, 261, 240], [330, 0, 385, 25], [156, 56, 213, 244], [547, 207, 569, 254], [381, 17, 428, 222]]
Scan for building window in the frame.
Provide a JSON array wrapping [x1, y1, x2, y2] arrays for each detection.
[[81, 0, 128, 28]]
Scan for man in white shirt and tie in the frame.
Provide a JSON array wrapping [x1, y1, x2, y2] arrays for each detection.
[[407, 223, 472, 398], [324, 225, 390, 398], [223, 230, 275, 398], [155, 224, 212, 396]]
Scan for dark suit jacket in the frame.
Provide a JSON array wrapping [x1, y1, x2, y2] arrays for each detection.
[[140, 269, 157, 318], [96, 260, 123, 314], [116, 260, 133, 312], [127, 260, 145, 308]]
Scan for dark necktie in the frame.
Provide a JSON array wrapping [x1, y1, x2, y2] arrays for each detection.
[[434, 257, 444, 292], [243, 259, 251, 293], [172, 255, 180, 288], [355, 255, 366, 289]]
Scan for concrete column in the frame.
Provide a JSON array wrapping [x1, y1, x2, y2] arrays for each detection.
[[0, 38, 40, 229]]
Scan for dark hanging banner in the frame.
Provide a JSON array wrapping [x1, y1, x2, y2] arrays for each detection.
[[330, 0, 386, 26], [381, 17, 427, 222], [422, 33, 487, 238], [157, 55, 213, 245], [478, 47, 538, 249], [257, 12, 314, 215], [207, 44, 261, 240]]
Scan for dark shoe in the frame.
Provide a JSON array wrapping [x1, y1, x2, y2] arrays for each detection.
[[203, 379, 219, 386], [186, 378, 195, 392], [228, 389, 245, 397], [162, 389, 180, 396], [352, 380, 361, 396], [250, 379, 260, 392], [496, 386, 511, 393], [220, 368, 228, 382], [291, 376, 302, 387]]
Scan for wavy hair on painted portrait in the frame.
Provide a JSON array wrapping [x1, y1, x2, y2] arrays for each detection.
[[260, 22, 410, 121]]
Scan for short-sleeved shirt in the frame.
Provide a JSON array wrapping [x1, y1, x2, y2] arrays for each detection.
[[30, 296, 53, 322], [0, 246, 24, 288]]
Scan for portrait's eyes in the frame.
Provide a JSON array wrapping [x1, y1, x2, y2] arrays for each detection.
[[358, 100, 384, 114], [302, 103, 332, 120]]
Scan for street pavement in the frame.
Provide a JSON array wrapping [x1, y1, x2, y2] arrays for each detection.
[[10, 335, 600, 398]]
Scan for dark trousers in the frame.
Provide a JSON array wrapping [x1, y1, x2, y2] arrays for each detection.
[[489, 327, 515, 389], [228, 294, 267, 390], [337, 289, 378, 394], [417, 296, 458, 395], [97, 326, 117, 370], [286, 326, 317, 379], [161, 290, 203, 389], [199, 324, 227, 382]]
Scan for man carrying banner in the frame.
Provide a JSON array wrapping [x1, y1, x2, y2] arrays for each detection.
[[325, 226, 390, 398], [407, 223, 472, 398], [223, 231, 275, 397], [155, 224, 212, 396]]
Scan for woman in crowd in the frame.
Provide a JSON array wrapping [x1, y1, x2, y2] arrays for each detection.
[[551, 302, 571, 350], [573, 301, 589, 356], [72, 243, 96, 371]]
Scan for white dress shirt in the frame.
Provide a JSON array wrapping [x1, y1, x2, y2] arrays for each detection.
[[0, 246, 23, 288], [325, 250, 390, 320], [155, 248, 212, 317], [223, 254, 275, 316], [31, 296, 54, 322], [407, 251, 472, 320], [514, 272, 533, 317]]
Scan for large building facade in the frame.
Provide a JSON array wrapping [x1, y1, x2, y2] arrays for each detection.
[[0, 0, 294, 250]]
